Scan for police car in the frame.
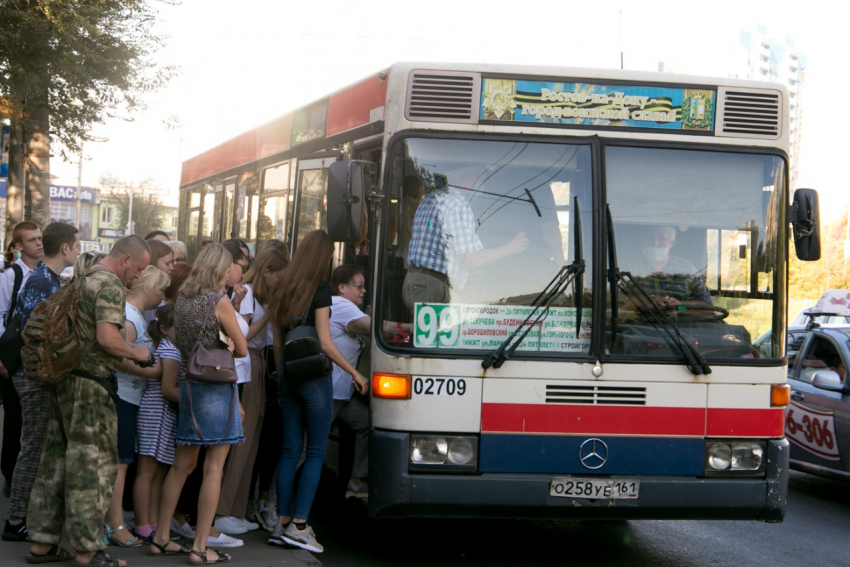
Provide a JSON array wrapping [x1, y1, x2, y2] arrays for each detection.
[[786, 290, 850, 482]]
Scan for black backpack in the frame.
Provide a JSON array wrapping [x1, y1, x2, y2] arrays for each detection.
[[281, 307, 332, 385]]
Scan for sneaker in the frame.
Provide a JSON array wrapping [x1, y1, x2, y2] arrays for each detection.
[[279, 522, 323, 553], [170, 518, 195, 539], [345, 479, 368, 500], [2, 518, 28, 542], [235, 517, 260, 531], [245, 500, 260, 523], [214, 516, 249, 535], [206, 532, 243, 548], [267, 523, 291, 547], [258, 501, 278, 532]]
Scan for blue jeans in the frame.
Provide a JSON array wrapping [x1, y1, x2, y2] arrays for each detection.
[[275, 374, 333, 520]]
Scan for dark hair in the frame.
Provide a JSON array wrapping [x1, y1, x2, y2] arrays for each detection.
[[225, 238, 249, 250], [259, 239, 286, 254], [146, 238, 173, 268], [164, 262, 191, 303], [223, 241, 246, 263], [145, 230, 170, 241], [147, 303, 175, 347], [42, 222, 79, 257], [331, 264, 364, 295], [271, 230, 334, 326]]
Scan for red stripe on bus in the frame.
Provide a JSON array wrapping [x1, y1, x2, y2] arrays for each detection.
[[326, 75, 389, 137], [705, 408, 785, 437], [481, 403, 705, 436]]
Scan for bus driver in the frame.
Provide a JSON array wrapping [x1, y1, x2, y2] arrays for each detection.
[[402, 174, 529, 312], [625, 225, 712, 308]]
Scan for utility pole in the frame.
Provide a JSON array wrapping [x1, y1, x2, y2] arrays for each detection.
[[75, 142, 83, 236], [127, 189, 135, 235]]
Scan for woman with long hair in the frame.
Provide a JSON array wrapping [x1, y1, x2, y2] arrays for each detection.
[[215, 247, 289, 533], [267, 230, 368, 553], [149, 244, 247, 565]]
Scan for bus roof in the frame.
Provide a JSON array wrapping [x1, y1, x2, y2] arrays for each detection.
[[180, 62, 786, 188]]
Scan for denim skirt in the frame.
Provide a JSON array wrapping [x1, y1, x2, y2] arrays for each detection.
[[176, 380, 244, 446]]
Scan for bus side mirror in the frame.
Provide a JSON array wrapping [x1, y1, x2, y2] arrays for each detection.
[[327, 160, 370, 242], [790, 188, 821, 261]]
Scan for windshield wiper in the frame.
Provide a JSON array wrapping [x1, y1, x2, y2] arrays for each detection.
[[482, 197, 585, 369]]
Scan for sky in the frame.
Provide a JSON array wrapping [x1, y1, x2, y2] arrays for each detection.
[[47, 0, 850, 221]]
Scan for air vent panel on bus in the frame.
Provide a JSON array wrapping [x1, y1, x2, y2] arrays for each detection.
[[716, 87, 782, 139], [545, 385, 647, 406], [405, 71, 481, 124]]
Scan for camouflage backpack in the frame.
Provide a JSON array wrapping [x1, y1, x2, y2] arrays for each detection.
[[20, 270, 89, 384]]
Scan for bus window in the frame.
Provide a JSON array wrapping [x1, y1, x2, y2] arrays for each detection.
[[294, 159, 332, 247], [605, 146, 785, 361], [257, 192, 291, 249]]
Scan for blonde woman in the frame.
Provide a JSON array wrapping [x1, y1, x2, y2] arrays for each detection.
[[105, 266, 170, 547], [150, 243, 247, 564]]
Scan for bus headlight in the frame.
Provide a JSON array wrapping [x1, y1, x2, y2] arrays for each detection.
[[410, 435, 478, 471], [704, 440, 766, 475]]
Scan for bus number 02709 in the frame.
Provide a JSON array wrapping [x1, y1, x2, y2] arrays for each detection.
[[413, 377, 466, 396]]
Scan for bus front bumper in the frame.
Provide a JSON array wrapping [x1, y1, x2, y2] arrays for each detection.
[[368, 431, 788, 522]]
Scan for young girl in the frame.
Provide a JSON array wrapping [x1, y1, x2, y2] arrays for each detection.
[[132, 304, 180, 542]]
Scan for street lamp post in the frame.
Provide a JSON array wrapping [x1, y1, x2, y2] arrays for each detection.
[[127, 189, 135, 235]]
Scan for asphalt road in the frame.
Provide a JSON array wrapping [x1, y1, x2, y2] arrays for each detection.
[[307, 471, 850, 567]]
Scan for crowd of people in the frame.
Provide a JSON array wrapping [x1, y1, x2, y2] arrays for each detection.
[[0, 223, 373, 565]]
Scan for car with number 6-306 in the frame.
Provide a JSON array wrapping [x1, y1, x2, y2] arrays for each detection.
[[786, 323, 850, 482]]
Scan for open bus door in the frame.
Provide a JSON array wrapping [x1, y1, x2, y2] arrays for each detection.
[[292, 155, 336, 256]]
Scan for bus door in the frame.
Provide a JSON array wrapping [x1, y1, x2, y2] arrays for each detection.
[[293, 155, 335, 253]]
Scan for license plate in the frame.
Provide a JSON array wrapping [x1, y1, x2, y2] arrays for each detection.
[[549, 477, 640, 500]]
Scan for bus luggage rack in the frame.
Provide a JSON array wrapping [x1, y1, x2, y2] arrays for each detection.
[[545, 385, 647, 405]]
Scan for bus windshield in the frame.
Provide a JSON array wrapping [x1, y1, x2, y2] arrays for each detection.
[[380, 137, 593, 355], [606, 146, 786, 363], [380, 138, 786, 363]]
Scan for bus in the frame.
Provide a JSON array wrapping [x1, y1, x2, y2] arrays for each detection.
[[178, 62, 821, 521]]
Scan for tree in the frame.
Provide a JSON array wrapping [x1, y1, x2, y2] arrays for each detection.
[[0, 0, 176, 242], [100, 173, 167, 238]]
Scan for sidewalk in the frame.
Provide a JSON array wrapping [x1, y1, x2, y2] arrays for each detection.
[[0, 405, 321, 566]]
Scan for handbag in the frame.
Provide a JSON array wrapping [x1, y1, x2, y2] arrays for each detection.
[[186, 294, 237, 384], [184, 293, 238, 444], [281, 306, 333, 384]]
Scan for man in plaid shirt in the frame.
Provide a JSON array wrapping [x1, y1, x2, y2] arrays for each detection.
[[403, 174, 528, 312]]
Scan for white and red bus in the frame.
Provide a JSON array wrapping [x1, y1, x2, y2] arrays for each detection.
[[179, 63, 820, 521]]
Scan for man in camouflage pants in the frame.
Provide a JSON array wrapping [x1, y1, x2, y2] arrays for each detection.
[[26, 236, 152, 567]]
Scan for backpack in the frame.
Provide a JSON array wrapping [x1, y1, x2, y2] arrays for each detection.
[[281, 307, 332, 385], [1, 263, 23, 327], [20, 270, 89, 384]]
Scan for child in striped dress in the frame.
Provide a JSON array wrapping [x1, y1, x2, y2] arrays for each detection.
[[132, 304, 181, 541]]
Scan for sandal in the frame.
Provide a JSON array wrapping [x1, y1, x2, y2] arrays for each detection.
[[104, 523, 142, 548], [71, 550, 125, 567], [189, 548, 231, 565], [148, 539, 192, 556], [25, 544, 74, 563]]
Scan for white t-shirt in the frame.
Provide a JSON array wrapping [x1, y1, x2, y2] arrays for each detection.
[[234, 310, 251, 384], [0, 258, 34, 336], [240, 284, 273, 349], [116, 303, 150, 405], [329, 295, 368, 401]]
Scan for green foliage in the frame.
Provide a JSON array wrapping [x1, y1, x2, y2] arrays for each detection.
[[99, 172, 167, 238], [0, 0, 177, 159], [789, 214, 850, 306]]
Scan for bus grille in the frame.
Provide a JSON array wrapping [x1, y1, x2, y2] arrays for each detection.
[[716, 87, 781, 139], [545, 385, 647, 405], [405, 71, 481, 124]]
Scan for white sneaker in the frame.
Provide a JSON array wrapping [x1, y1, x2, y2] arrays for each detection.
[[258, 501, 278, 532], [206, 532, 243, 548], [345, 479, 368, 500], [169, 518, 195, 539], [267, 523, 291, 547], [214, 516, 248, 535], [280, 522, 323, 553], [235, 517, 260, 531]]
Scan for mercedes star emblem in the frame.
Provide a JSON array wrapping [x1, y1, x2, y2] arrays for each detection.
[[579, 438, 608, 470]]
